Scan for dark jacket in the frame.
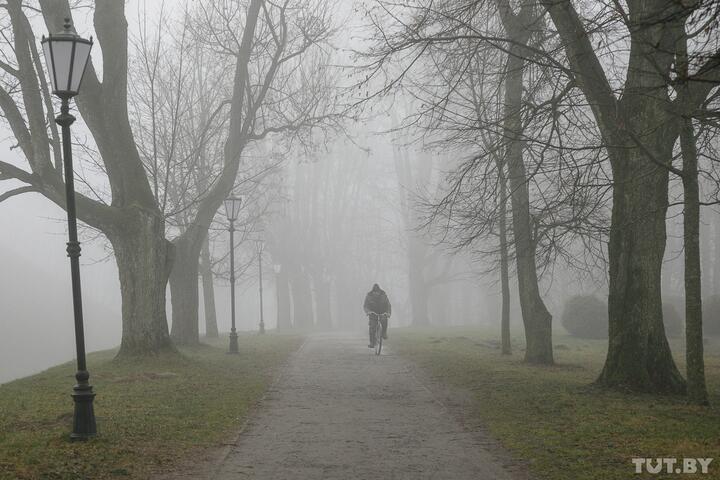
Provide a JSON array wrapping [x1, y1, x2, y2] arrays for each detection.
[[363, 288, 391, 316]]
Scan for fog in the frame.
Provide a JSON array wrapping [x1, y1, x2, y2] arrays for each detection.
[[3, 1, 720, 479], [2, 0, 716, 388], [0, 116, 506, 383]]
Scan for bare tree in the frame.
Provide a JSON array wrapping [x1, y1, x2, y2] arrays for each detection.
[[540, 0, 720, 393], [0, 0, 339, 354], [165, 0, 340, 344], [356, 0, 609, 363]]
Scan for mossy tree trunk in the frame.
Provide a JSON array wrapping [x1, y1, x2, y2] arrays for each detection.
[[599, 145, 685, 392], [109, 208, 175, 356], [540, 0, 697, 392]]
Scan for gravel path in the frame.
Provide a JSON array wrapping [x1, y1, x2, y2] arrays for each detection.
[[210, 331, 522, 480]]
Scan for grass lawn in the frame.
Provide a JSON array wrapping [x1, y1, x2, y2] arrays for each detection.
[[393, 327, 720, 480], [0, 333, 303, 480]]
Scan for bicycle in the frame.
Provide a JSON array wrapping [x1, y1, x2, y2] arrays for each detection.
[[368, 311, 389, 356]]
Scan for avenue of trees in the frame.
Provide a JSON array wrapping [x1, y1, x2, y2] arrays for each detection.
[[0, 0, 339, 354], [356, 0, 720, 404], [2, 0, 720, 407]]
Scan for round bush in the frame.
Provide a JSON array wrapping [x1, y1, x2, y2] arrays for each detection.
[[561, 295, 607, 339], [662, 302, 683, 337], [702, 295, 720, 336]]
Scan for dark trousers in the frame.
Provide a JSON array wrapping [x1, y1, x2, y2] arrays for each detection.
[[368, 315, 388, 344]]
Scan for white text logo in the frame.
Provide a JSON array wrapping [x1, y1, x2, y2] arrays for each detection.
[[632, 458, 713, 474]]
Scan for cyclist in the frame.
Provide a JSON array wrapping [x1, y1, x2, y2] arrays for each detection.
[[363, 283, 391, 348]]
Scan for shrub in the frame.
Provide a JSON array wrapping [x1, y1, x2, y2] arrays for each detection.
[[702, 295, 720, 336], [561, 295, 607, 339]]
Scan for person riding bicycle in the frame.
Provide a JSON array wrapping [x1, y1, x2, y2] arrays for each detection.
[[363, 283, 391, 348]]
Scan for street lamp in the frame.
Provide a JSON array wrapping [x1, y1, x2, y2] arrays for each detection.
[[41, 18, 95, 441], [224, 196, 242, 354], [256, 241, 265, 334]]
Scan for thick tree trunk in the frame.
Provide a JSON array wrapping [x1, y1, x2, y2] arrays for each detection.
[[680, 117, 709, 405], [540, 0, 692, 392], [503, 50, 553, 364], [200, 238, 219, 338], [597, 9, 686, 392], [110, 209, 175, 356], [598, 147, 685, 393], [169, 233, 204, 345]]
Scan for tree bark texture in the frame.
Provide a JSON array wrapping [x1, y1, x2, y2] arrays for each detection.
[[169, 231, 204, 345], [108, 208, 175, 356], [680, 116, 709, 404], [542, 0, 689, 392]]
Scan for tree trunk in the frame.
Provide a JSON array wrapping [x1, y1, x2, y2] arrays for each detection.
[[110, 209, 175, 356], [680, 117, 709, 405], [169, 233, 203, 345], [540, 0, 689, 392], [598, 146, 685, 393], [497, 155, 512, 355], [503, 49, 553, 365], [200, 238, 218, 338], [394, 147, 432, 327]]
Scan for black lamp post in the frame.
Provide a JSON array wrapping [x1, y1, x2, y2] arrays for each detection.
[[41, 18, 95, 441], [224, 196, 242, 354], [256, 241, 265, 334]]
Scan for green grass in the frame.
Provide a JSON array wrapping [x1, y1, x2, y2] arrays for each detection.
[[0, 333, 303, 480], [393, 327, 720, 480]]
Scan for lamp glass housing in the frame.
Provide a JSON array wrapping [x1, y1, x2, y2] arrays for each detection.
[[224, 196, 242, 222], [41, 19, 93, 97]]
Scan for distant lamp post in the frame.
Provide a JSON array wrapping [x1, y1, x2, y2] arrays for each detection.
[[41, 18, 95, 441], [224, 196, 242, 354], [257, 241, 265, 334]]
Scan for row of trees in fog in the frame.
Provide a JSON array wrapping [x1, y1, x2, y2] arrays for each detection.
[[356, 0, 720, 404], [0, 0, 339, 353], [2, 0, 720, 406]]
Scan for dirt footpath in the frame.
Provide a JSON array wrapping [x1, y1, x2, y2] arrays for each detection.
[[208, 332, 526, 479]]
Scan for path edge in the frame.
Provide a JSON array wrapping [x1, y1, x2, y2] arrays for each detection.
[[207, 335, 311, 478]]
